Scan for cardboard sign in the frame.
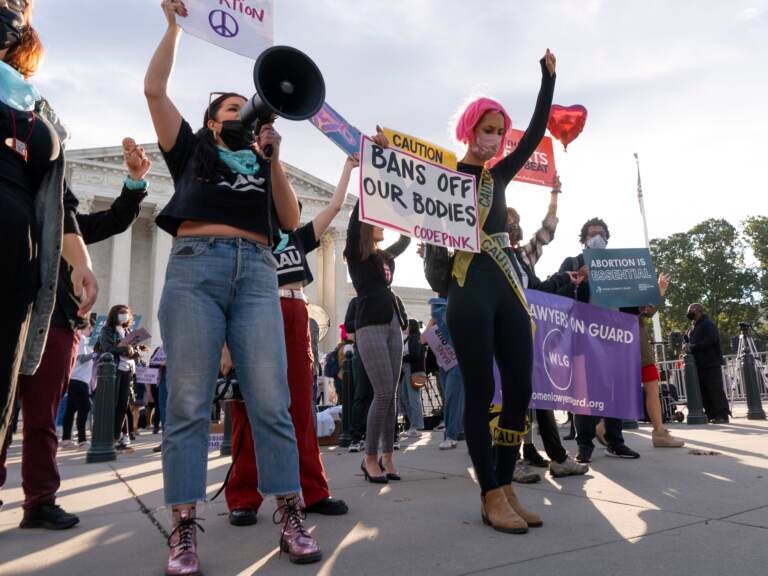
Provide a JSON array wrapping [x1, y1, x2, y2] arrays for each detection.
[[421, 324, 458, 370], [178, 0, 273, 60], [382, 127, 457, 169], [585, 248, 661, 308], [309, 102, 362, 157], [488, 128, 556, 188], [136, 366, 160, 385], [118, 327, 152, 349], [359, 136, 480, 252]]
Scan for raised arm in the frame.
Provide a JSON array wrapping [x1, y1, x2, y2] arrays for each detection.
[[313, 155, 359, 239], [520, 173, 561, 267], [144, 1, 187, 152], [257, 123, 300, 230], [384, 235, 411, 259], [492, 50, 557, 185]]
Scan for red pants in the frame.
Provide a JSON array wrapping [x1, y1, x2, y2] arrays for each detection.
[[225, 298, 330, 511], [0, 327, 79, 509]]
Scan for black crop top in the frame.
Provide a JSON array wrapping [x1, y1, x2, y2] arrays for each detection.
[[156, 119, 276, 238], [456, 60, 556, 239], [274, 222, 319, 287]]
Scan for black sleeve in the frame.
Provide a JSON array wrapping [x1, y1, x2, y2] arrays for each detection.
[[159, 119, 197, 183], [557, 256, 573, 274], [295, 222, 319, 254], [690, 321, 718, 352], [345, 200, 362, 262], [344, 297, 357, 334], [534, 271, 574, 295], [384, 235, 411, 259], [98, 326, 129, 356], [76, 186, 147, 245], [63, 184, 81, 236], [491, 59, 556, 186]]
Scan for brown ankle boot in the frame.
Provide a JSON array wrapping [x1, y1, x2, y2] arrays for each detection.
[[481, 487, 528, 534], [501, 484, 542, 527]]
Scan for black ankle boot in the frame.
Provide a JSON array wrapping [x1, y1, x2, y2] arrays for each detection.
[[20, 503, 79, 530]]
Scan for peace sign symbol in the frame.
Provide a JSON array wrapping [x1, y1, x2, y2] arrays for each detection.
[[208, 9, 239, 38]]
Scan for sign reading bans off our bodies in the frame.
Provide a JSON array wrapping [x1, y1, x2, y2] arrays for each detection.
[[359, 136, 480, 252]]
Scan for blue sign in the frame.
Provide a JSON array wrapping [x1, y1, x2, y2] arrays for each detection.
[[309, 102, 362, 157], [585, 248, 660, 309]]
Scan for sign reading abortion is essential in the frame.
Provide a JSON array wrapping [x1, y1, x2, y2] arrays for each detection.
[[527, 290, 643, 419], [585, 248, 661, 309], [359, 136, 480, 252], [421, 324, 458, 371]]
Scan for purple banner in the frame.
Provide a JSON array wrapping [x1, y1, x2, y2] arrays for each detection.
[[309, 102, 362, 157], [526, 290, 643, 419]]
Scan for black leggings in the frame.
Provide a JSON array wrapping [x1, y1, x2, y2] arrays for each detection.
[[62, 379, 91, 443], [114, 370, 133, 440], [447, 257, 533, 493]]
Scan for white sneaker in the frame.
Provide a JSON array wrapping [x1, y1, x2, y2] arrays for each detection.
[[439, 439, 457, 450], [347, 441, 362, 453], [59, 440, 74, 449], [406, 428, 421, 438], [78, 441, 91, 450]]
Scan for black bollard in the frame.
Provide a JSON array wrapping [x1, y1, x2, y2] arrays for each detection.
[[682, 353, 708, 424], [738, 325, 767, 420], [220, 400, 233, 456], [338, 350, 353, 447], [86, 353, 118, 463]]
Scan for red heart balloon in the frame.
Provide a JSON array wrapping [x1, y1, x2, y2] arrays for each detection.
[[547, 105, 588, 151]]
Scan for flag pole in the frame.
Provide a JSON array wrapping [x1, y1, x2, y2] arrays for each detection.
[[635, 153, 664, 355]]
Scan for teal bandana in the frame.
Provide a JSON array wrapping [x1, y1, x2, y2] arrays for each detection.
[[217, 146, 260, 175], [274, 229, 291, 254], [0, 60, 41, 112]]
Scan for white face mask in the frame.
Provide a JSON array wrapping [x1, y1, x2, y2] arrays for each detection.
[[586, 235, 608, 250], [472, 133, 503, 160], [118, 313, 129, 325]]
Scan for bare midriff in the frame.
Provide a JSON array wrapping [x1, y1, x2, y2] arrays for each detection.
[[177, 221, 269, 246], [281, 281, 304, 290]]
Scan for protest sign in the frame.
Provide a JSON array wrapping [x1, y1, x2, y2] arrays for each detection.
[[382, 127, 457, 169], [493, 290, 643, 419], [585, 248, 661, 308], [488, 128, 556, 188], [136, 366, 160, 385], [118, 327, 152, 349], [177, 0, 273, 60], [421, 324, 458, 370], [527, 290, 643, 419], [359, 136, 480, 252], [309, 102, 362, 157]]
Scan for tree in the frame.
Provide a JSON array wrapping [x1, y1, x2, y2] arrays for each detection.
[[743, 215, 768, 305], [650, 218, 761, 348]]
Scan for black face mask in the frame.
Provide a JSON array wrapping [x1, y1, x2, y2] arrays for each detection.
[[218, 120, 256, 152], [686, 312, 696, 321], [0, 7, 24, 51]]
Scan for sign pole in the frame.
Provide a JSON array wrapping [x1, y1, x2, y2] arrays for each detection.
[[634, 153, 664, 351]]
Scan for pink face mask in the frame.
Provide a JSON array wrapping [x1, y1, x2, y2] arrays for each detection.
[[472, 132, 503, 159]]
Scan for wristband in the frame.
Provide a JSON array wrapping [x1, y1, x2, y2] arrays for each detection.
[[123, 176, 148, 191]]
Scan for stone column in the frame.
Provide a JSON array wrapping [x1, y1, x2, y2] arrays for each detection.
[[108, 227, 133, 307], [149, 211, 172, 346]]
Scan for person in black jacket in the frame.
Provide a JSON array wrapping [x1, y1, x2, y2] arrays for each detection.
[[345, 137, 411, 482], [507, 213, 588, 480], [685, 304, 730, 422], [557, 218, 640, 463], [344, 296, 374, 452], [0, 136, 147, 529]]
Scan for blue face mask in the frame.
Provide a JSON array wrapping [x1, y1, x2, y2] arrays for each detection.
[[0, 59, 41, 112], [274, 229, 291, 254], [216, 146, 260, 175]]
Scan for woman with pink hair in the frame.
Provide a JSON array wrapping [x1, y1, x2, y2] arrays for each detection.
[[446, 49, 556, 534]]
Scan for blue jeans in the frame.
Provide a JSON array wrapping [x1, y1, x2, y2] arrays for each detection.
[[430, 297, 465, 441], [159, 237, 299, 505], [398, 364, 424, 430]]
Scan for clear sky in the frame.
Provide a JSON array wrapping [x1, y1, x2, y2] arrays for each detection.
[[30, 0, 767, 287]]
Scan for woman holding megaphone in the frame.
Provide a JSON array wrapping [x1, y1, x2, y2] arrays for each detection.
[[145, 1, 320, 571], [445, 50, 556, 534]]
